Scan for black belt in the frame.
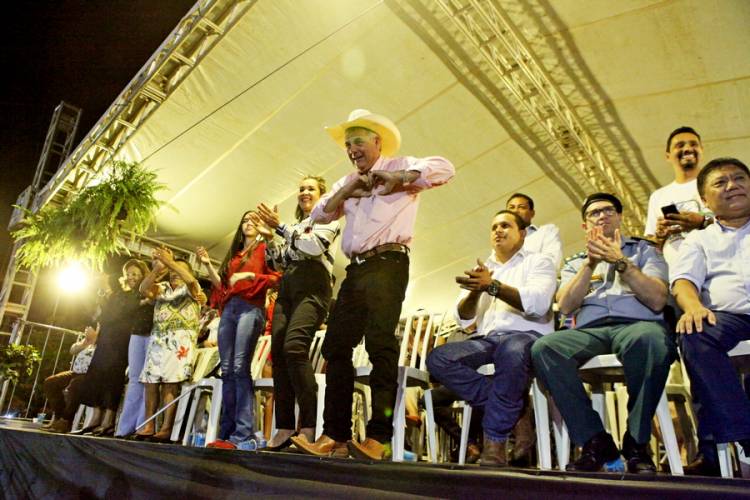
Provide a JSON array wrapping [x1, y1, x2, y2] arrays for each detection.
[[351, 243, 409, 265]]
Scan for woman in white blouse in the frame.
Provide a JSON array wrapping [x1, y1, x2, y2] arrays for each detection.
[[256, 175, 340, 450]]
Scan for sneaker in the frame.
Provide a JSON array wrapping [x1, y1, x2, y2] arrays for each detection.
[[621, 431, 656, 474], [237, 439, 258, 451], [206, 439, 237, 450], [566, 431, 621, 472]]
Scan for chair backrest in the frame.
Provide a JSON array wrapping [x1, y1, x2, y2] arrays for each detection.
[[250, 335, 272, 379], [309, 329, 326, 373], [352, 339, 370, 369], [397, 311, 438, 371], [192, 346, 220, 382]]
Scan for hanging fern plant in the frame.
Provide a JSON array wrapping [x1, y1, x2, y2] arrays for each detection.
[[12, 160, 166, 271]]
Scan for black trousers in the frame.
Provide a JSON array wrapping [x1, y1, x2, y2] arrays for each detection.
[[271, 261, 332, 429], [322, 251, 409, 443]]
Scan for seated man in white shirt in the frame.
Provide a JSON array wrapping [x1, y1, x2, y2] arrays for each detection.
[[426, 210, 557, 466], [671, 157, 750, 472]]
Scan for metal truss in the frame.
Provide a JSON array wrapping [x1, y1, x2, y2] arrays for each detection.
[[31, 0, 256, 214], [405, 0, 646, 234]]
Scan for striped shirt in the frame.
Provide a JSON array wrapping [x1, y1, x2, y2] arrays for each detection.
[[266, 217, 340, 275]]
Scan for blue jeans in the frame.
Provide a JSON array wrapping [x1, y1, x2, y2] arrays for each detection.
[[681, 311, 750, 443], [115, 334, 150, 436], [218, 297, 265, 444], [426, 331, 541, 441]]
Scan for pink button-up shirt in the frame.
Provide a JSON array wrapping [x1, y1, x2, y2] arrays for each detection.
[[311, 155, 455, 258]]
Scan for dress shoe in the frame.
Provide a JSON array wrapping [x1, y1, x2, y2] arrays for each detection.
[[92, 425, 115, 437], [621, 431, 656, 474], [566, 431, 622, 472], [510, 399, 536, 467], [466, 442, 482, 464], [266, 433, 295, 452], [68, 424, 98, 435], [45, 418, 72, 434], [291, 434, 348, 458], [480, 437, 508, 467], [147, 430, 174, 443], [348, 438, 390, 461], [683, 453, 721, 477]]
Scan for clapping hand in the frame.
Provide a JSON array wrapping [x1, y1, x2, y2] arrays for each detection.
[[256, 203, 281, 229], [153, 246, 174, 266], [455, 258, 492, 292], [586, 228, 623, 265], [196, 246, 211, 265], [248, 212, 273, 240], [84, 323, 100, 344]]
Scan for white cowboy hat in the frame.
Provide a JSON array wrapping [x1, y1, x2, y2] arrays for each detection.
[[325, 109, 401, 157]]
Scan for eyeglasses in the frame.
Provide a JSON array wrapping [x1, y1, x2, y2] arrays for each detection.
[[585, 206, 617, 220]]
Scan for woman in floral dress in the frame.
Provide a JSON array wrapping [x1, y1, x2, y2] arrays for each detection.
[[136, 247, 206, 441]]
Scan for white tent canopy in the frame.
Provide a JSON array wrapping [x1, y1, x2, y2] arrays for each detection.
[[79, 0, 750, 312]]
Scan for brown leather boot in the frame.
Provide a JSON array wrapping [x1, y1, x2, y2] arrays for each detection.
[[348, 437, 391, 460], [510, 397, 536, 466], [480, 437, 508, 467]]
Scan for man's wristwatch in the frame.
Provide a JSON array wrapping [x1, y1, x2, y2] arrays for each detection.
[[487, 279, 502, 297], [614, 258, 629, 273], [701, 214, 713, 229]]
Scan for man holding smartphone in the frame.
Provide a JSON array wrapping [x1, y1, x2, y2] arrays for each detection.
[[644, 127, 712, 263], [644, 127, 718, 476]]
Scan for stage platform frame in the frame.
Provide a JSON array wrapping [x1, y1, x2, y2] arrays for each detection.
[[2, 424, 749, 499]]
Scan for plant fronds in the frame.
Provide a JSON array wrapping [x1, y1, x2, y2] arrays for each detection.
[[11, 160, 167, 271]]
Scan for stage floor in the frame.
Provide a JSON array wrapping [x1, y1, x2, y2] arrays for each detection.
[[1, 423, 749, 499]]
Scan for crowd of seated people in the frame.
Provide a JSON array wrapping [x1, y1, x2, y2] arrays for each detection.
[[35, 114, 750, 480]]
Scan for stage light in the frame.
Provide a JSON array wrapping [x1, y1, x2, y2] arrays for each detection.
[[58, 262, 88, 294]]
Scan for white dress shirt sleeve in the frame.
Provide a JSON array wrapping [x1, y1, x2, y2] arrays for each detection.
[[517, 254, 558, 318], [669, 232, 707, 291]]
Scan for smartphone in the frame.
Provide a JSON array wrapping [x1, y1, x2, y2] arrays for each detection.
[[661, 204, 680, 217]]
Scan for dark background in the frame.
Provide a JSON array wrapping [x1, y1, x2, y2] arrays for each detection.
[[0, 1, 196, 324]]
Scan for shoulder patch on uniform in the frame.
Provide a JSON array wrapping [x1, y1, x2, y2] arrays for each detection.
[[564, 251, 587, 264], [630, 236, 658, 246]]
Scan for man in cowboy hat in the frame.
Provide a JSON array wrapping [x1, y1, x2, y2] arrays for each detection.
[[292, 109, 455, 460]]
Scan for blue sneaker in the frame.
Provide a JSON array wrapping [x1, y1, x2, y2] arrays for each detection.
[[237, 439, 258, 451]]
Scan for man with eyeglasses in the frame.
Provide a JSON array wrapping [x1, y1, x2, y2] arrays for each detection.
[[532, 193, 676, 474]]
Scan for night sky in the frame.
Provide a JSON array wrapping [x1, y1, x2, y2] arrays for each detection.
[[0, 1, 195, 290]]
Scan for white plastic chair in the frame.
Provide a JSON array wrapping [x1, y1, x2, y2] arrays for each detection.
[[352, 340, 372, 442], [716, 340, 750, 478], [553, 354, 684, 475], [423, 365, 565, 468], [252, 330, 328, 440], [392, 312, 439, 462]]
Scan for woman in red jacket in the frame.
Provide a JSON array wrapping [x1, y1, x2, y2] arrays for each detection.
[[197, 210, 279, 449]]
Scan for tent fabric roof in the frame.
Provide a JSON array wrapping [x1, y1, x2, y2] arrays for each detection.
[[110, 0, 749, 313]]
